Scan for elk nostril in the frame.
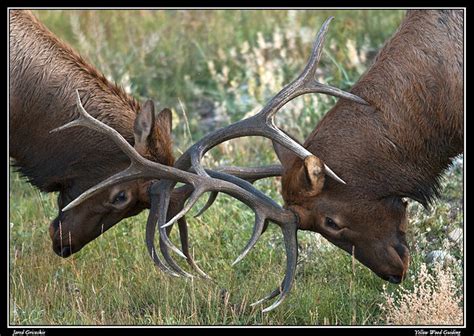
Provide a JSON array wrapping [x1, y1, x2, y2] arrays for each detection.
[[387, 275, 402, 284], [394, 243, 409, 260], [53, 245, 72, 258], [61, 246, 72, 258]]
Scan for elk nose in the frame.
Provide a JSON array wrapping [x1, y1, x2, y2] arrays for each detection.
[[387, 275, 402, 284], [394, 242, 410, 269], [394, 241, 409, 258], [53, 244, 73, 258], [60, 246, 72, 257]]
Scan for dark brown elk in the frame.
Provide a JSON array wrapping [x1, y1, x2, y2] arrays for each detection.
[[9, 9, 176, 258], [9, 10, 281, 277], [273, 9, 463, 285], [57, 10, 463, 311]]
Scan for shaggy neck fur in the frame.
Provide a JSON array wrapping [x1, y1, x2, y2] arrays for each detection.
[[306, 10, 463, 207], [9, 10, 156, 198]]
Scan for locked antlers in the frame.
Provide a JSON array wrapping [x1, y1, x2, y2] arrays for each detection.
[[55, 17, 367, 312]]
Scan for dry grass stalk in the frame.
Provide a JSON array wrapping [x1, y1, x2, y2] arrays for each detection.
[[379, 263, 463, 325]]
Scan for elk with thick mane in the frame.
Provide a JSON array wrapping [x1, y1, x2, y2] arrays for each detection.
[[9, 9, 280, 276], [9, 9, 175, 259]]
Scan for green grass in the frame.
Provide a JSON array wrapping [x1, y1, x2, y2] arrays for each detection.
[[31, 9, 405, 141], [9, 9, 463, 326], [10, 163, 463, 325]]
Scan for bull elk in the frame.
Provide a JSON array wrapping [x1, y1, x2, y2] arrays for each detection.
[[52, 10, 464, 312], [9, 10, 280, 277], [8, 9, 178, 258]]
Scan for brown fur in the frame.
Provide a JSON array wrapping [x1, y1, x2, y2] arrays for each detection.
[[9, 10, 174, 256], [306, 10, 463, 206], [277, 10, 463, 282], [10, 10, 138, 194]]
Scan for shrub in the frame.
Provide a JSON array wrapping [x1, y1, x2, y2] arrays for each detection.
[[379, 262, 463, 325]]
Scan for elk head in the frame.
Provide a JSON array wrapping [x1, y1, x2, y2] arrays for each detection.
[[49, 100, 174, 257], [273, 142, 410, 284]]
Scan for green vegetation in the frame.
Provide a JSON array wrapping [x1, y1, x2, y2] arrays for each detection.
[[9, 9, 463, 325]]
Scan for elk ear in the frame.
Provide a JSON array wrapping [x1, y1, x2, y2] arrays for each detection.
[[150, 107, 175, 166], [134, 99, 155, 154], [288, 155, 324, 197], [154, 107, 172, 138], [280, 154, 326, 202], [297, 155, 326, 196]]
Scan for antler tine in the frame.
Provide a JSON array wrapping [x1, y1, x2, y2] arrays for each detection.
[[177, 217, 212, 279], [153, 189, 196, 278], [175, 17, 367, 187], [208, 170, 280, 265], [159, 236, 193, 277], [153, 17, 365, 311], [51, 90, 145, 164], [193, 192, 218, 219], [145, 197, 180, 277], [256, 222, 298, 313], [231, 214, 266, 266], [166, 185, 212, 279], [148, 182, 211, 279]]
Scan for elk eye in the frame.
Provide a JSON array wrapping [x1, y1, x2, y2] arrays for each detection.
[[325, 217, 340, 230], [112, 191, 127, 204]]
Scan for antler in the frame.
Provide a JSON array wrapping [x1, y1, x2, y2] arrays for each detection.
[[154, 17, 368, 311], [53, 90, 298, 311], [147, 166, 284, 279], [55, 17, 367, 312], [177, 16, 367, 184]]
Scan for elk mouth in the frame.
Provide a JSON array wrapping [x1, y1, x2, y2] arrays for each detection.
[[50, 216, 76, 258], [381, 273, 403, 284], [375, 247, 409, 284], [52, 244, 73, 258]]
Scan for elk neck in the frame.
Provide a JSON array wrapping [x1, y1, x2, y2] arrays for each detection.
[[9, 10, 140, 194], [305, 10, 463, 207]]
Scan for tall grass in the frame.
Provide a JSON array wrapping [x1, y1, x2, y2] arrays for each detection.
[[32, 9, 405, 142], [9, 9, 463, 326]]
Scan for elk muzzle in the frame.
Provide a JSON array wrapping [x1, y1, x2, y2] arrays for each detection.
[[362, 235, 410, 284], [49, 215, 75, 258]]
